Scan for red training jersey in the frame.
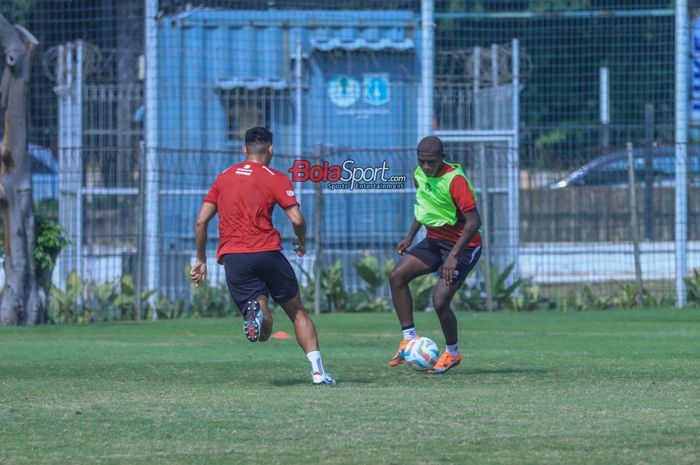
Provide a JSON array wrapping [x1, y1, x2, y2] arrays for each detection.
[[421, 163, 482, 247], [204, 161, 299, 263]]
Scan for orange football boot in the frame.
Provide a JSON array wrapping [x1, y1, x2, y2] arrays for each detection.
[[388, 338, 414, 367], [427, 351, 461, 374]]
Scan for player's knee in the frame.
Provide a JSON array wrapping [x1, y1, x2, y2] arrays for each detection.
[[389, 268, 408, 287], [433, 295, 451, 314]]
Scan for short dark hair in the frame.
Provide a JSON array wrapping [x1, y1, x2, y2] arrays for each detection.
[[245, 127, 273, 154], [417, 135, 444, 158]]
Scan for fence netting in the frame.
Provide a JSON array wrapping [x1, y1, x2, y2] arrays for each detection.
[[4, 0, 696, 313]]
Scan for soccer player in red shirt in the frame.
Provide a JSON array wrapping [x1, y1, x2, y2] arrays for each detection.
[[191, 127, 335, 385], [388, 136, 482, 374]]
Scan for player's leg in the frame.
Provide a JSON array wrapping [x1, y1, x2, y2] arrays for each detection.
[[428, 244, 482, 375], [426, 278, 462, 374], [388, 240, 438, 366], [263, 251, 335, 385], [253, 294, 274, 342], [278, 291, 335, 385], [278, 291, 319, 353], [389, 254, 433, 328], [223, 253, 268, 343]]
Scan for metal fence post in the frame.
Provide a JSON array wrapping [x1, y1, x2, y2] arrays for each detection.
[[627, 143, 644, 308], [643, 104, 655, 241], [674, 0, 688, 308], [135, 141, 146, 321], [313, 145, 323, 315], [478, 143, 493, 311], [144, 0, 160, 317], [419, 0, 434, 138]]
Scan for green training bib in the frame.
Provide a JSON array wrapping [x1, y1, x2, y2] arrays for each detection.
[[413, 162, 476, 227]]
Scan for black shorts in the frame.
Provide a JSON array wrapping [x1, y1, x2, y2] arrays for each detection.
[[222, 251, 299, 313], [407, 238, 481, 284]]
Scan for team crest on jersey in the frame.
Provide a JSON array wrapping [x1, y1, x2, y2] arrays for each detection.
[[286, 190, 295, 197]]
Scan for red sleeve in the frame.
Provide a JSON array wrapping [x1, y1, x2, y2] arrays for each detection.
[[272, 175, 299, 209], [203, 177, 219, 206], [450, 175, 476, 212]]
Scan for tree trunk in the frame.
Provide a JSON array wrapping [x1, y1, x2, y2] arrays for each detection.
[[0, 14, 41, 325]]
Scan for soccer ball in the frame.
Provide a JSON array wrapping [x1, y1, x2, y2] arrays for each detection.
[[404, 337, 439, 371]]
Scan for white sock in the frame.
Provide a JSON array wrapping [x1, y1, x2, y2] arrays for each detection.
[[446, 342, 459, 356], [306, 351, 324, 375], [402, 327, 417, 340]]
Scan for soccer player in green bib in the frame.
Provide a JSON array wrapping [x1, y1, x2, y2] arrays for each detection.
[[388, 136, 482, 374]]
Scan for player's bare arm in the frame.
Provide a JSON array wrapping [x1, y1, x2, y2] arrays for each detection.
[[443, 208, 481, 283], [284, 204, 307, 257], [398, 219, 422, 255], [191, 202, 217, 285]]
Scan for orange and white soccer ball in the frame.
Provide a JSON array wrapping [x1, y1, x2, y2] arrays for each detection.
[[404, 337, 439, 371]]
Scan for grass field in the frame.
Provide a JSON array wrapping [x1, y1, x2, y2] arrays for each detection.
[[1, 308, 699, 465]]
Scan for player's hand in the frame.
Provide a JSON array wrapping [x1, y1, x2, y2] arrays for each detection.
[[293, 239, 306, 257], [442, 255, 458, 285], [190, 259, 207, 287], [397, 237, 413, 255]]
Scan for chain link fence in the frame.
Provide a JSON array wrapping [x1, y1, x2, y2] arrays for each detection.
[[3, 0, 696, 312]]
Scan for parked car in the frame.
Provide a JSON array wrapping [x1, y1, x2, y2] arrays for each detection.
[[548, 146, 700, 189]]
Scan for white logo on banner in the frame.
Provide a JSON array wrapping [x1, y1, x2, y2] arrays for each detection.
[[363, 74, 390, 106], [328, 75, 361, 108]]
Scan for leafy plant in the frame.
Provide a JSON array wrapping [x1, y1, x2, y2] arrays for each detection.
[[409, 274, 437, 312], [578, 285, 614, 311], [488, 262, 525, 310], [0, 214, 69, 279], [685, 269, 700, 306], [189, 278, 235, 318], [86, 281, 119, 322], [153, 295, 187, 320], [509, 284, 552, 312], [298, 265, 317, 308], [657, 292, 675, 308], [111, 273, 157, 320], [347, 292, 391, 313], [455, 262, 524, 311], [33, 215, 70, 278], [563, 288, 580, 311], [353, 252, 384, 296], [453, 281, 486, 311], [614, 282, 655, 309], [48, 271, 86, 324], [321, 260, 347, 312], [352, 253, 395, 310]]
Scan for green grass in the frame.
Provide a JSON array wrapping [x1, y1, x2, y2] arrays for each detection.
[[1, 308, 699, 465]]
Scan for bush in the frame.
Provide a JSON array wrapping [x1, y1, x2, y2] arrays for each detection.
[[613, 282, 656, 309], [685, 269, 700, 306], [48, 271, 86, 324], [409, 274, 437, 312], [321, 260, 347, 312], [188, 278, 236, 317], [33, 215, 70, 279], [348, 252, 392, 312]]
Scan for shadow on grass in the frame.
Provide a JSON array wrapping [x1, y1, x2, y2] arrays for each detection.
[[457, 367, 550, 376], [268, 368, 548, 386], [270, 377, 377, 387]]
